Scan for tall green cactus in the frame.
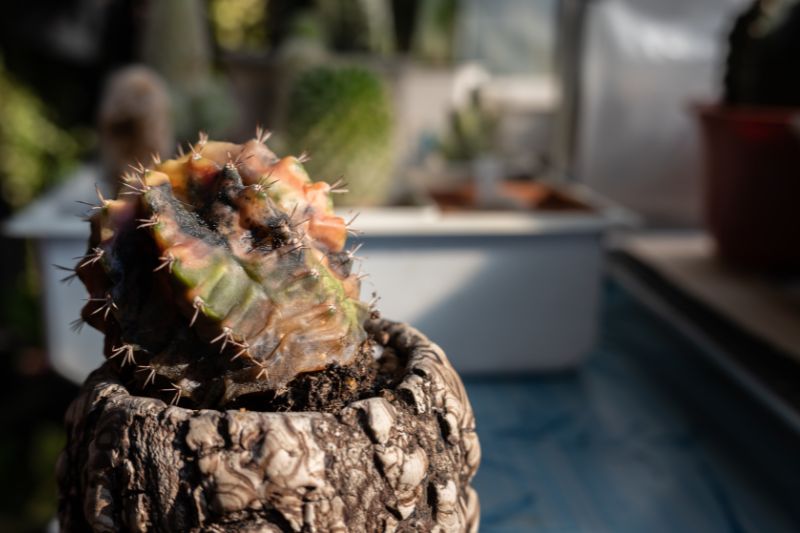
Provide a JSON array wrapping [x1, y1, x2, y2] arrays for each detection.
[[73, 131, 371, 408], [285, 66, 394, 206]]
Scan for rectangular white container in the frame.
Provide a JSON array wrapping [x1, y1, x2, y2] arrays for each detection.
[[5, 167, 631, 382]]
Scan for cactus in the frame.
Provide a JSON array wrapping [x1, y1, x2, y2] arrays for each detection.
[[285, 65, 394, 206], [72, 130, 372, 408], [724, 0, 800, 106]]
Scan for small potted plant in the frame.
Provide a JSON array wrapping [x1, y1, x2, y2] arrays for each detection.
[[56, 130, 480, 531], [696, 0, 800, 271]]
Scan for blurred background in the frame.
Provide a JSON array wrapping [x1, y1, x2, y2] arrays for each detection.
[[2, 0, 800, 531]]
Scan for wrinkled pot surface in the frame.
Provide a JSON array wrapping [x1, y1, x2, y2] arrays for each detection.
[[57, 320, 480, 532]]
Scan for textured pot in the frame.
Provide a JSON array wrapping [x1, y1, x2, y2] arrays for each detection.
[[57, 320, 480, 532]]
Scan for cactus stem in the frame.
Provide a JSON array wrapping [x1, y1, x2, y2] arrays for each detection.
[[136, 215, 160, 230], [153, 252, 176, 273], [110, 344, 137, 367], [136, 364, 157, 387], [189, 296, 205, 327]]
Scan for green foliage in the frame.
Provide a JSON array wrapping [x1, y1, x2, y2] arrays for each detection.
[[285, 66, 394, 205], [0, 59, 82, 210], [209, 0, 268, 51]]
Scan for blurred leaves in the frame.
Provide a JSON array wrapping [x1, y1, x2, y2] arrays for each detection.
[[0, 59, 85, 211], [210, 0, 268, 51], [285, 65, 395, 205]]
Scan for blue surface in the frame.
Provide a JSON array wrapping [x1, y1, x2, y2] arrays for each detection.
[[467, 282, 800, 532]]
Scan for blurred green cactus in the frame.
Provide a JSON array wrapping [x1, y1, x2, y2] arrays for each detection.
[[73, 132, 371, 407], [285, 65, 394, 205], [438, 89, 499, 162]]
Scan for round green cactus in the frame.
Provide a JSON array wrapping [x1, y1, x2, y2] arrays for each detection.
[[73, 131, 372, 408]]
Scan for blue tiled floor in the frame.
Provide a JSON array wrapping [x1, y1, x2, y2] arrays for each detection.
[[466, 282, 800, 532]]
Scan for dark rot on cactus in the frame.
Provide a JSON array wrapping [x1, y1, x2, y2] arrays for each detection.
[[74, 131, 373, 408]]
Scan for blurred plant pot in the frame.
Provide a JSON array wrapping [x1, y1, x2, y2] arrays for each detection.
[[696, 104, 800, 272]]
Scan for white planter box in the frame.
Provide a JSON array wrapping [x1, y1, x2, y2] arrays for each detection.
[[6, 166, 632, 382]]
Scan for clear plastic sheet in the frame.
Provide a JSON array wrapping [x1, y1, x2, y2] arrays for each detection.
[[576, 0, 748, 226]]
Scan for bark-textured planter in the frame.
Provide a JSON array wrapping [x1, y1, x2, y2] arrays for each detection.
[[57, 320, 480, 532]]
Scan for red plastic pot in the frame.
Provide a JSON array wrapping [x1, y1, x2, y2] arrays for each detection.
[[695, 104, 800, 272]]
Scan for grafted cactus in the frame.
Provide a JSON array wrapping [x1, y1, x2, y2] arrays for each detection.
[[73, 130, 371, 408]]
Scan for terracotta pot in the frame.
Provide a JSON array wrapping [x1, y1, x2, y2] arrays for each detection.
[[57, 320, 480, 532], [695, 104, 800, 271]]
